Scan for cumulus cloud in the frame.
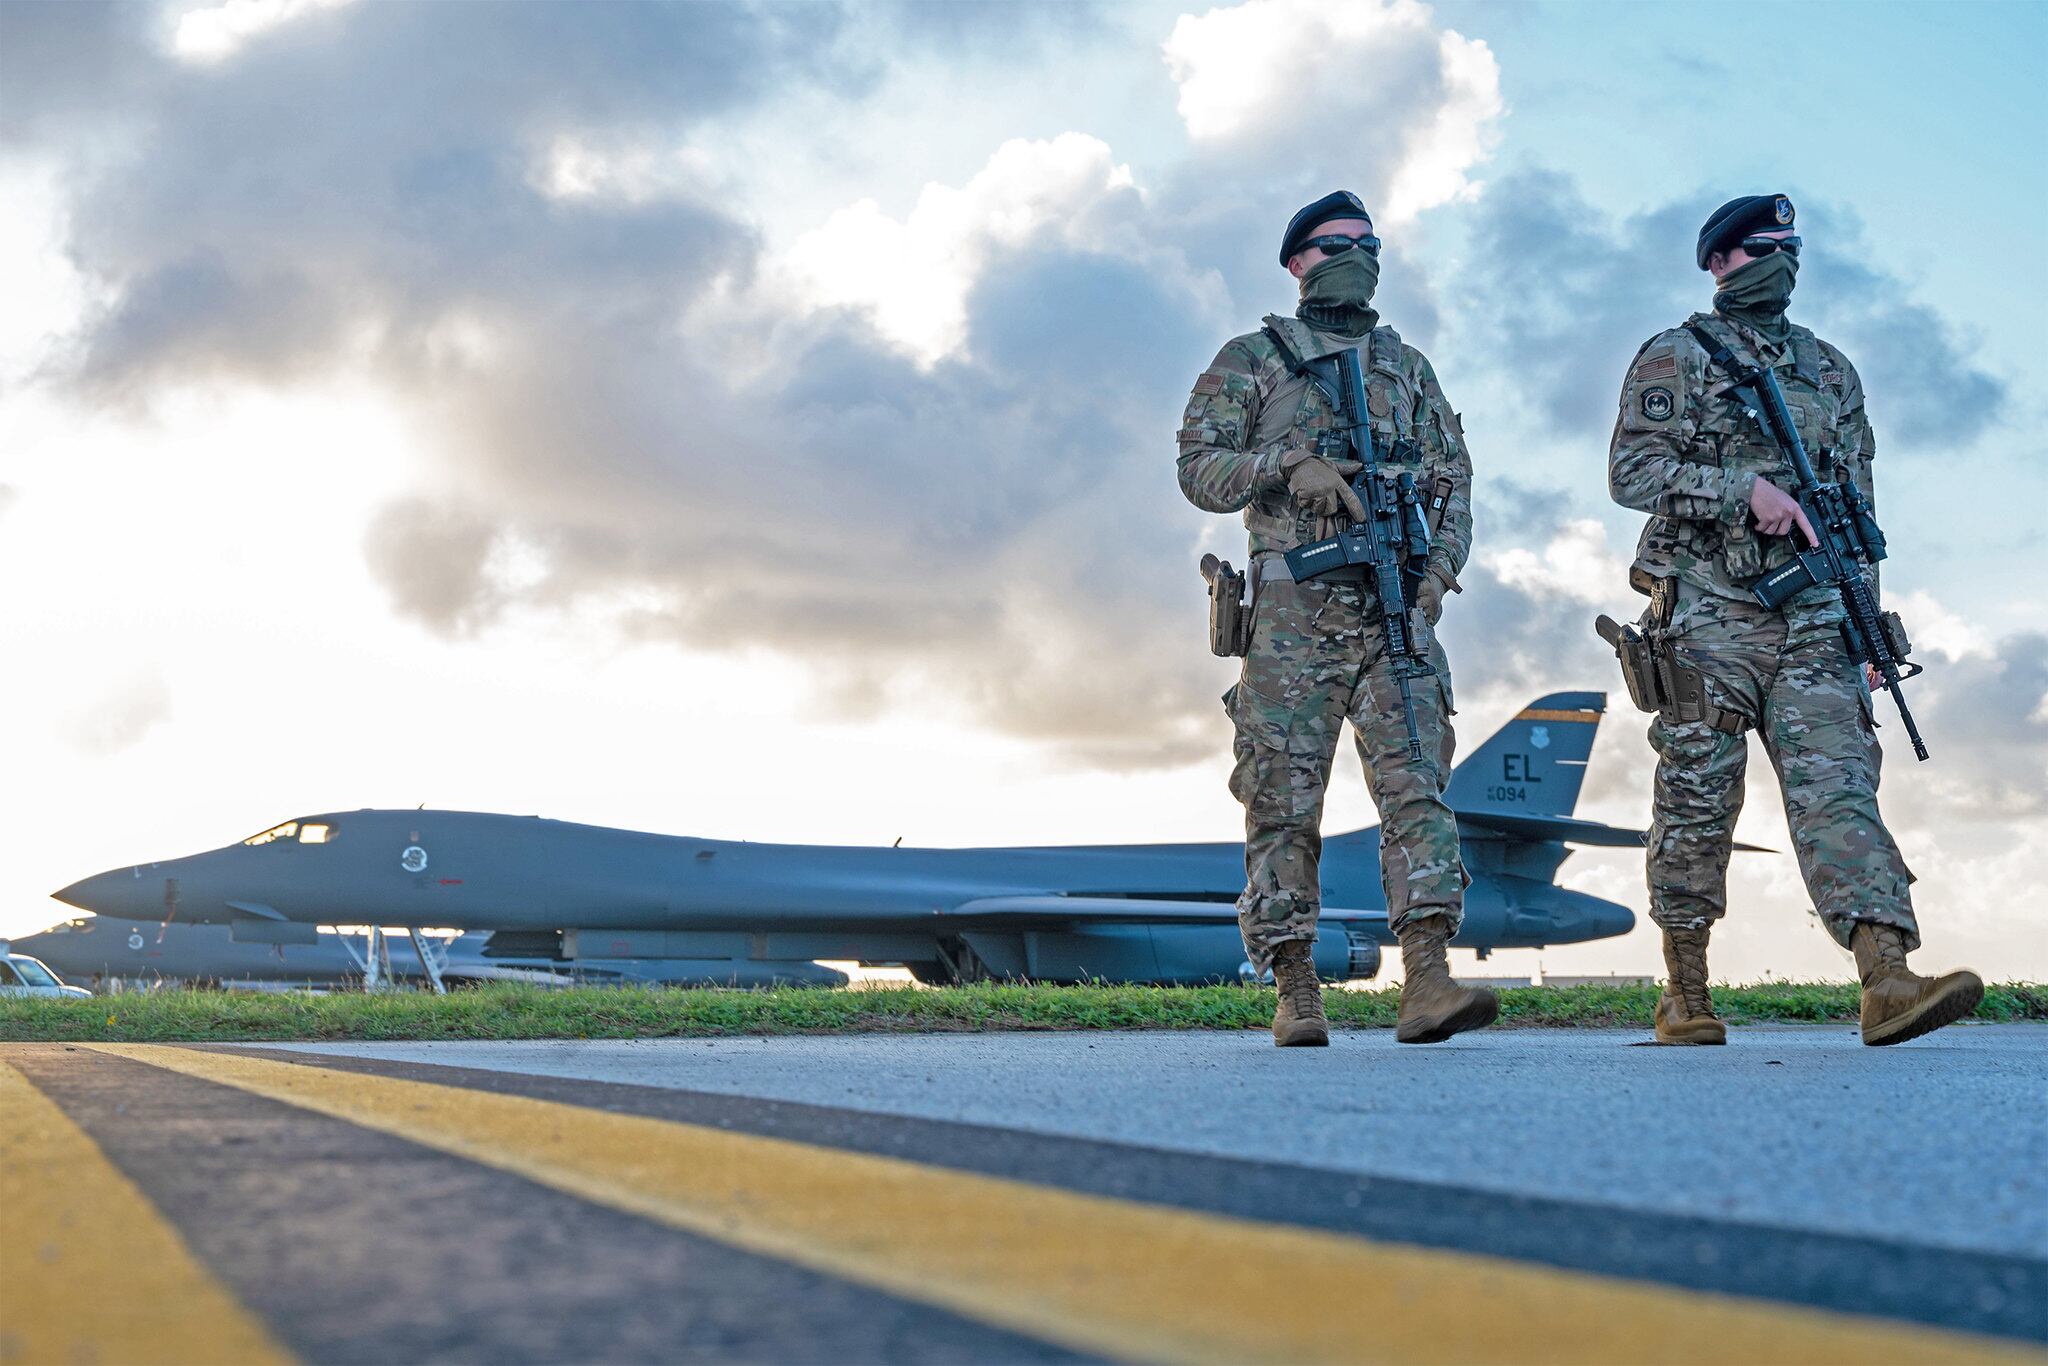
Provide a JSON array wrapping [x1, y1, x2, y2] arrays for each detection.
[[1798, 260, 2009, 448], [1889, 629, 2048, 828], [0, 2, 163, 143], [68, 674, 172, 757], [1463, 170, 2008, 449], [171, 0, 357, 64], [1162, 0, 1502, 222], [766, 133, 1149, 365], [5, 0, 1512, 769], [1137, 0, 1502, 358], [361, 499, 511, 638], [1437, 480, 1628, 706]]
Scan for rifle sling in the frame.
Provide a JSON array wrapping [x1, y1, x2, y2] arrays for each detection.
[[1262, 324, 1344, 412], [1683, 321, 1753, 386], [1258, 326, 1425, 464]]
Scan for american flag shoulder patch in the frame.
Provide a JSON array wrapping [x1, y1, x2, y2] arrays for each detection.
[[1634, 353, 1678, 381], [1192, 370, 1226, 395]]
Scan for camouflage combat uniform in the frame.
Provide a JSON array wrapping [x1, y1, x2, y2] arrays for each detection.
[[1609, 312, 1919, 949], [1179, 314, 1473, 969]]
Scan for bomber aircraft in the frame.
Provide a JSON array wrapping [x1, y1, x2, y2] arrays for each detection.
[[54, 693, 1660, 985]]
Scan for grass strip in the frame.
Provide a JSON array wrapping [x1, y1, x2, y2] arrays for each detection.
[[3, 981, 2044, 1043]]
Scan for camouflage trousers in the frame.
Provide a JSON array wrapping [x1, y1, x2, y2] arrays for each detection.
[[1646, 582, 1918, 950], [1227, 570, 1464, 971]]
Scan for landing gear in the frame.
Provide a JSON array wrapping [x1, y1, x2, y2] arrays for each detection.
[[360, 927, 392, 990], [407, 928, 448, 996], [338, 927, 449, 993], [908, 938, 995, 985]]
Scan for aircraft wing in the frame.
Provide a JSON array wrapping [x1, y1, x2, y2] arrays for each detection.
[[1458, 811, 1769, 853], [945, 896, 1388, 926]]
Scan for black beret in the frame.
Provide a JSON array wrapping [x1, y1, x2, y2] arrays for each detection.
[[1697, 194, 1795, 269], [1280, 190, 1371, 265]]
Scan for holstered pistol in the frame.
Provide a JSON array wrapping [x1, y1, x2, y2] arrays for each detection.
[[1200, 554, 1252, 657], [1596, 614, 1663, 714]]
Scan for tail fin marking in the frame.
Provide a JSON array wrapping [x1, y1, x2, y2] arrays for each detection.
[[1442, 691, 1606, 819]]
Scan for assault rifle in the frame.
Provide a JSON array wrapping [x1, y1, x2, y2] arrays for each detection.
[[1684, 324, 1929, 761], [1282, 346, 1434, 760]]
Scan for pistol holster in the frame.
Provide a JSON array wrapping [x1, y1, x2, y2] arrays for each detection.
[[1202, 555, 1253, 657], [1594, 583, 1746, 735], [1595, 614, 1664, 715]]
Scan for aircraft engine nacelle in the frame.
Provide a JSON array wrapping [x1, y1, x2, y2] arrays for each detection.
[[959, 923, 1380, 986]]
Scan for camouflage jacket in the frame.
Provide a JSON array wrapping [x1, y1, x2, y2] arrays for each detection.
[[1176, 314, 1473, 590], [1609, 311, 1876, 605]]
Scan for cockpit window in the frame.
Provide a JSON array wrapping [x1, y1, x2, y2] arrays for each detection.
[[243, 821, 337, 846]]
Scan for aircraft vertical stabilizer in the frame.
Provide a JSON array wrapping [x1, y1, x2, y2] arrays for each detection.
[[1443, 692, 1605, 819]]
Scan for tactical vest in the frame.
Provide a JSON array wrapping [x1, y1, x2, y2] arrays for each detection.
[[1650, 316, 1851, 589], [1241, 315, 1442, 551]]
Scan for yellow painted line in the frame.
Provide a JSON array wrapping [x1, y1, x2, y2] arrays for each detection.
[[1514, 707, 1601, 723], [87, 1045, 2038, 1365], [0, 1056, 293, 1366]]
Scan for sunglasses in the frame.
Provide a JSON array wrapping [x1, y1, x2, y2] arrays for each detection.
[[1739, 235, 1802, 258], [1301, 233, 1382, 257]]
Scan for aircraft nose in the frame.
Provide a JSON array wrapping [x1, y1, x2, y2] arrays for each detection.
[[54, 869, 141, 916]]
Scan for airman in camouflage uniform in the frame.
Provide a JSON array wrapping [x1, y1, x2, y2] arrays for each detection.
[[1609, 194, 1981, 1046], [1178, 191, 1498, 1047]]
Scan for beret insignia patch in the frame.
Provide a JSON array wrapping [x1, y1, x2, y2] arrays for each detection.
[[1635, 353, 1678, 381], [1192, 370, 1225, 395], [1640, 387, 1675, 422], [1774, 195, 1794, 225]]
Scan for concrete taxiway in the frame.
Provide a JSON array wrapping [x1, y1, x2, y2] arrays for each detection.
[[6, 1027, 2045, 1363]]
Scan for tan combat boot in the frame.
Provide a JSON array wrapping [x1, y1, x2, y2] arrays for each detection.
[[1655, 926, 1726, 1045], [1269, 939, 1330, 1047], [1851, 923, 1984, 1047], [1395, 915, 1499, 1044]]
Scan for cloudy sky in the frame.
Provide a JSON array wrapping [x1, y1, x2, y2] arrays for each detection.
[[3, 0, 2042, 982]]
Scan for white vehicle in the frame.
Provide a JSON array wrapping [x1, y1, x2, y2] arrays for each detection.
[[0, 940, 92, 998]]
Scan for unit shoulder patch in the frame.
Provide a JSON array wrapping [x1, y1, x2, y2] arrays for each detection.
[[1640, 387, 1675, 422]]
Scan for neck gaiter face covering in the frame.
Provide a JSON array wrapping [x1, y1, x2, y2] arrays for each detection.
[[1297, 250, 1381, 337], [1713, 251, 1798, 342]]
